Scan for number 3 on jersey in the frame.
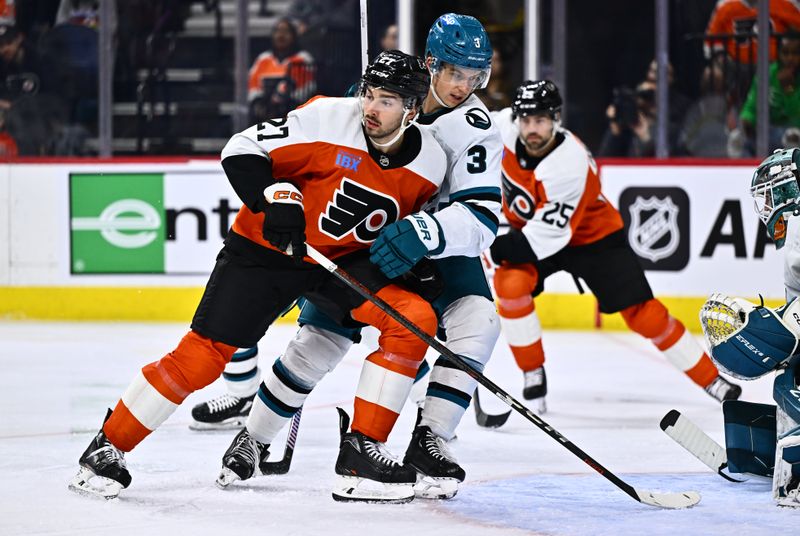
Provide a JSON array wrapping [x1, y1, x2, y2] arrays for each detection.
[[466, 145, 486, 173], [541, 202, 574, 228]]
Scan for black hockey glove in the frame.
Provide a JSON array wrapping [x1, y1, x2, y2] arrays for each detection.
[[489, 230, 538, 265], [399, 257, 444, 303], [262, 182, 307, 262]]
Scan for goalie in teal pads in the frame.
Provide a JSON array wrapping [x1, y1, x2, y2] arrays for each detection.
[[698, 148, 800, 507]]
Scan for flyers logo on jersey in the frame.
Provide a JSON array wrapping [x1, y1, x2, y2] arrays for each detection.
[[502, 173, 535, 220], [319, 178, 400, 243]]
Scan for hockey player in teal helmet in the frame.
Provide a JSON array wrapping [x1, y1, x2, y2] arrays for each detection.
[[690, 148, 800, 507], [424, 13, 492, 108], [750, 148, 800, 248]]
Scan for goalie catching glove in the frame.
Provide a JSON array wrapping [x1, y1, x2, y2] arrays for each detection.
[[262, 182, 306, 262], [699, 293, 800, 380]]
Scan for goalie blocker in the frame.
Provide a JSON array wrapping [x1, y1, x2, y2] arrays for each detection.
[[699, 293, 800, 506]]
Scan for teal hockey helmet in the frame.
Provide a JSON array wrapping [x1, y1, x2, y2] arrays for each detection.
[[425, 13, 492, 90]]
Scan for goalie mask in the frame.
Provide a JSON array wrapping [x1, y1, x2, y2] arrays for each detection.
[[699, 293, 798, 379], [750, 148, 800, 248]]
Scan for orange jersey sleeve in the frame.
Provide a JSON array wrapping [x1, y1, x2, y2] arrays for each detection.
[[222, 97, 446, 261]]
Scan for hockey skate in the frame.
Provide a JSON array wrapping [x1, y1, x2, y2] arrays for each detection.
[[704, 376, 742, 403], [69, 409, 132, 500], [404, 425, 465, 499], [216, 427, 270, 488], [190, 393, 255, 431], [332, 408, 416, 503], [523, 366, 547, 413]]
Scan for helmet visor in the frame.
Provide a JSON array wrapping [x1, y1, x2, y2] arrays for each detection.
[[431, 60, 490, 91]]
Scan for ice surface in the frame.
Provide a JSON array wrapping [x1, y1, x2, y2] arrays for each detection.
[[0, 322, 791, 535]]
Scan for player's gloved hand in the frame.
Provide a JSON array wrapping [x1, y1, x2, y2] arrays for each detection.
[[400, 258, 445, 302], [370, 212, 442, 279], [489, 230, 537, 265], [262, 182, 307, 263]]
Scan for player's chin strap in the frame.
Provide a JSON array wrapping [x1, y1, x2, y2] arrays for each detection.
[[429, 81, 453, 109], [303, 243, 701, 510], [367, 108, 416, 149]]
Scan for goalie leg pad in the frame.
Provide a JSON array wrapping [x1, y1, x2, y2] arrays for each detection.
[[723, 400, 777, 477], [774, 430, 800, 506]]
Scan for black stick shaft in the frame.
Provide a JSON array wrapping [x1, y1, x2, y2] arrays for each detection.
[[307, 246, 642, 504]]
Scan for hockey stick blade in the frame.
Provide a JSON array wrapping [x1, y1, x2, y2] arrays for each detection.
[[659, 409, 745, 483], [635, 489, 701, 509], [473, 388, 511, 428], [260, 407, 303, 475], [305, 245, 700, 509]]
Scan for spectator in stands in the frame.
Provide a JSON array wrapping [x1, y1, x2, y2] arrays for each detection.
[[477, 48, 512, 111], [379, 23, 398, 52], [287, 0, 359, 96], [248, 17, 315, 123], [705, 0, 800, 65], [734, 34, 800, 156], [598, 60, 689, 157]]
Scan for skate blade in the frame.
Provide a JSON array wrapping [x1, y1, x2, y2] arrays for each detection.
[[413, 475, 458, 500], [68, 466, 123, 500], [331, 475, 414, 503], [215, 466, 242, 489], [189, 418, 246, 432], [524, 397, 546, 415]]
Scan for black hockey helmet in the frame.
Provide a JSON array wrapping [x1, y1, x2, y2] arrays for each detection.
[[512, 79, 562, 119], [359, 50, 430, 109]]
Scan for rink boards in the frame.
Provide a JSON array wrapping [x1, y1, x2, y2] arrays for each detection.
[[0, 158, 782, 328]]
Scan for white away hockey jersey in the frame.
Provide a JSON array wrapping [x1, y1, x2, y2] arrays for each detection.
[[417, 93, 503, 258]]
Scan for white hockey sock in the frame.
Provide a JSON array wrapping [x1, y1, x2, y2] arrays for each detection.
[[222, 346, 260, 397]]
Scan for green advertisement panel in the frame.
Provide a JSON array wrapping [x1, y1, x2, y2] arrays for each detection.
[[70, 173, 166, 274]]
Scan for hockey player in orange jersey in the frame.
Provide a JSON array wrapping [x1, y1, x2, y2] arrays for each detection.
[[69, 51, 448, 500], [490, 80, 742, 413]]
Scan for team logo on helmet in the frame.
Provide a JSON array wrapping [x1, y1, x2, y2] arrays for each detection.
[[628, 195, 680, 263]]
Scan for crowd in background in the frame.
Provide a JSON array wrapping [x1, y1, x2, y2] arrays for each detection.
[[2, 0, 800, 158]]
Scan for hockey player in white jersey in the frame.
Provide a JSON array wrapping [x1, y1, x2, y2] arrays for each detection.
[[698, 148, 800, 507], [490, 80, 740, 411], [215, 13, 502, 502]]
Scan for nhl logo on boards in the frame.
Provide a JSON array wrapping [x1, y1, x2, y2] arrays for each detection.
[[629, 196, 679, 262], [619, 187, 690, 271]]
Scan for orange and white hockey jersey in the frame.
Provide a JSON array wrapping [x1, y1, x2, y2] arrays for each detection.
[[704, 0, 800, 63], [222, 96, 447, 261], [494, 107, 622, 260], [248, 50, 316, 102]]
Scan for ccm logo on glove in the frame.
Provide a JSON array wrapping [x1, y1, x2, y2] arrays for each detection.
[[268, 188, 303, 204], [262, 182, 307, 262]]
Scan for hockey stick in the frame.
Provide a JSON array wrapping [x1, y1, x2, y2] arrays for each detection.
[[260, 406, 303, 475], [473, 388, 512, 428], [306, 245, 700, 509], [659, 409, 745, 483]]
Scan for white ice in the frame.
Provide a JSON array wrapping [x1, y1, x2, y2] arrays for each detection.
[[0, 321, 794, 536]]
